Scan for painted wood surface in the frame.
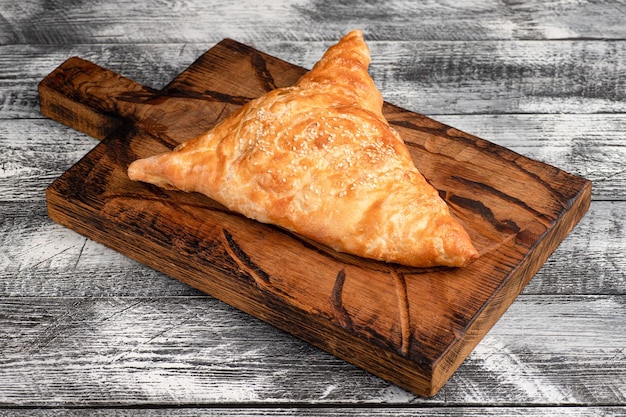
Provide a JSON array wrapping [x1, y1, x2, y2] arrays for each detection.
[[2, 0, 626, 43], [3, 41, 626, 119], [0, 0, 624, 415]]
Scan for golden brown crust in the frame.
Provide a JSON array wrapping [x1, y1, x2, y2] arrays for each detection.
[[128, 30, 479, 267]]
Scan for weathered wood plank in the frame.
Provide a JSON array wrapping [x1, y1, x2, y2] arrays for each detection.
[[0, 295, 624, 405], [1, 40, 625, 118], [0, 407, 623, 417], [370, 40, 626, 114], [451, 296, 626, 403], [0, 121, 95, 203], [0, 296, 415, 406], [524, 200, 626, 296], [2, 200, 623, 298], [2, 0, 625, 44]]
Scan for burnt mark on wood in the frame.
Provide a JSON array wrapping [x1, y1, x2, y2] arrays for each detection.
[[221, 228, 271, 289], [397, 119, 504, 160], [251, 50, 278, 92], [449, 195, 520, 235], [154, 86, 253, 106], [391, 270, 411, 357], [115, 88, 160, 104], [452, 176, 554, 224], [201, 89, 253, 106], [330, 269, 354, 332], [389, 118, 446, 139], [220, 37, 256, 58], [58, 149, 111, 203]]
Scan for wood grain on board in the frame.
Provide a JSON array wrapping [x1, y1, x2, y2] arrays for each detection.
[[38, 37, 591, 397]]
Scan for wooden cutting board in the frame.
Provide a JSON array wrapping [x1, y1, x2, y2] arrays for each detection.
[[39, 38, 591, 397]]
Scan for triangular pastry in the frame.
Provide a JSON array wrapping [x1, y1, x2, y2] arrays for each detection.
[[128, 30, 479, 267]]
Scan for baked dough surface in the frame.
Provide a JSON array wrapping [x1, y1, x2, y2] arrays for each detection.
[[128, 30, 479, 267]]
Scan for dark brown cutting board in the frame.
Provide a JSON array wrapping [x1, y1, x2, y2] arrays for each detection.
[[39, 38, 591, 397]]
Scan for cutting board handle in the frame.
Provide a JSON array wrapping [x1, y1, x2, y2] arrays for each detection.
[[38, 56, 157, 140]]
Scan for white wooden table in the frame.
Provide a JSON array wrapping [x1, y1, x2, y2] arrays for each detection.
[[1, 1, 624, 415]]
